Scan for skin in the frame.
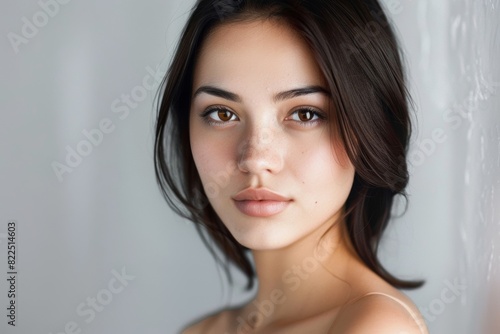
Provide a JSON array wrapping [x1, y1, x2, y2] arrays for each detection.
[[186, 19, 428, 334]]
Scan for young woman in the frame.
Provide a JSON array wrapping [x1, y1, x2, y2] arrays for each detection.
[[154, 0, 429, 333]]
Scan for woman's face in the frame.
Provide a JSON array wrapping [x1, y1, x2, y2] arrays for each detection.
[[189, 19, 355, 250]]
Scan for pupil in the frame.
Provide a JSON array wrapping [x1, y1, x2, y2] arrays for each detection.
[[218, 110, 229, 121], [300, 110, 311, 121]]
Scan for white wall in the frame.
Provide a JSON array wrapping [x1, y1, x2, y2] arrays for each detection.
[[384, 1, 500, 333], [0, 0, 498, 333]]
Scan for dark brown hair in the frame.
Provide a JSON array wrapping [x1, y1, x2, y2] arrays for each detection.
[[154, 0, 424, 290]]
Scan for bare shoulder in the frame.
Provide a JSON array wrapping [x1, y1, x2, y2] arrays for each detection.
[[180, 316, 213, 334], [329, 291, 428, 334], [180, 309, 228, 334]]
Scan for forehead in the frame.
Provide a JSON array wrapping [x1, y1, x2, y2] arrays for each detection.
[[192, 19, 327, 91]]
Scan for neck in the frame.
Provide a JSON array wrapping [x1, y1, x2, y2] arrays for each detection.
[[238, 218, 365, 329]]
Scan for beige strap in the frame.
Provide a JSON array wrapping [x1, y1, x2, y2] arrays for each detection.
[[347, 292, 428, 334]]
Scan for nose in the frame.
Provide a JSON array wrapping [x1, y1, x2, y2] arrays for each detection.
[[236, 126, 284, 175]]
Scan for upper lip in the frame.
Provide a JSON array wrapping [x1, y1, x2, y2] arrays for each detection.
[[232, 187, 292, 202]]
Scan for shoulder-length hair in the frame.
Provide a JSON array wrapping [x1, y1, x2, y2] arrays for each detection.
[[154, 0, 424, 290]]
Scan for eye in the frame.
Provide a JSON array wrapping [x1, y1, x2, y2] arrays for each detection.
[[200, 106, 239, 126], [289, 107, 327, 127]]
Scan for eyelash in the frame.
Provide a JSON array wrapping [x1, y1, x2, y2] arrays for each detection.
[[199, 106, 327, 128]]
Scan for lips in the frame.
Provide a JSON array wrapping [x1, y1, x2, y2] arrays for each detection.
[[232, 188, 292, 217], [232, 187, 292, 202]]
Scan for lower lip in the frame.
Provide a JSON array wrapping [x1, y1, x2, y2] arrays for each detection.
[[233, 200, 291, 217]]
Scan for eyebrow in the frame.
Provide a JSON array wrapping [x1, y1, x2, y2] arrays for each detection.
[[192, 85, 331, 103]]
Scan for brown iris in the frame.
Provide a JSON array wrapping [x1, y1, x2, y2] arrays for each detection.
[[217, 109, 232, 122], [297, 109, 314, 122]]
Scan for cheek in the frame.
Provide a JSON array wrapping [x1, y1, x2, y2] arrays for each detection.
[[190, 130, 235, 190], [294, 141, 354, 200]]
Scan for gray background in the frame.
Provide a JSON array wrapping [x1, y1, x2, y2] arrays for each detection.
[[1, 0, 499, 333]]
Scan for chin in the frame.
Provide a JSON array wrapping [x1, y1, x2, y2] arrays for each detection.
[[234, 237, 295, 251], [226, 220, 303, 251]]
